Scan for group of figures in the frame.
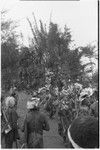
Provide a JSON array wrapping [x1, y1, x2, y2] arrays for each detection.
[[1, 87, 50, 148], [57, 86, 98, 147], [1, 83, 99, 148], [38, 83, 99, 147]]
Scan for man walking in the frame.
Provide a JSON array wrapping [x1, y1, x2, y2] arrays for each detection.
[[22, 97, 50, 148]]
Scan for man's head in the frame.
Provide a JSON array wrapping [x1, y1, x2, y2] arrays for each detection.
[[5, 96, 16, 108], [27, 97, 40, 110], [68, 116, 99, 148]]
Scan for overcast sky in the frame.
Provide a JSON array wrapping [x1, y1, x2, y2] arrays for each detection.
[[1, 0, 97, 47]]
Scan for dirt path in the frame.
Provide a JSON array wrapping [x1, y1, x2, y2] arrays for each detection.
[[43, 119, 65, 148]]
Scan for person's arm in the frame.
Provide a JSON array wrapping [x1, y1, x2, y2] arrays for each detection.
[[22, 117, 26, 132], [89, 103, 95, 116], [22, 116, 28, 146], [42, 114, 50, 131], [11, 109, 18, 129]]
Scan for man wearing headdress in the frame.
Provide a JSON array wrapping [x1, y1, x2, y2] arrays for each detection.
[[22, 96, 50, 148]]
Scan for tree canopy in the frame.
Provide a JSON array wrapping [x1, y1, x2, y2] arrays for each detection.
[[1, 12, 98, 91]]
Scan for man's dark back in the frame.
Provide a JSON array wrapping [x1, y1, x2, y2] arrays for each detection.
[[23, 109, 50, 148], [26, 110, 50, 134]]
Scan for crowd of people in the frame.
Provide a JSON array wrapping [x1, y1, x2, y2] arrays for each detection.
[[1, 84, 99, 148]]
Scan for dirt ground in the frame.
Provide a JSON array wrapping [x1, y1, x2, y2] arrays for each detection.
[[43, 119, 65, 148]]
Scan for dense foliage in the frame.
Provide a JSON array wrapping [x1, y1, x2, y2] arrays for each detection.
[[1, 12, 98, 92]]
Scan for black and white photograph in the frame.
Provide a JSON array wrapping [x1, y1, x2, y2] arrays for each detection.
[[1, 0, 99, 148]]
